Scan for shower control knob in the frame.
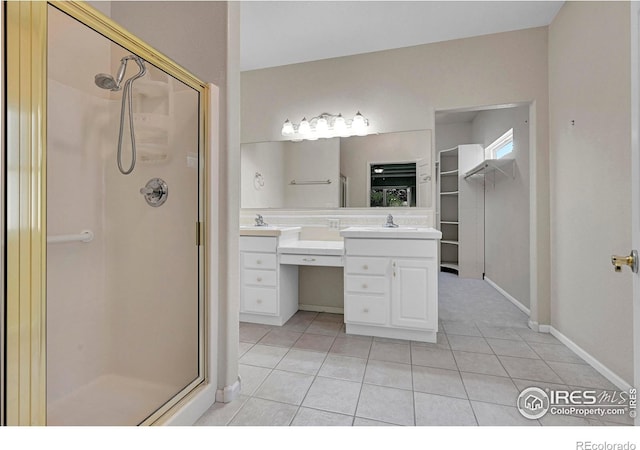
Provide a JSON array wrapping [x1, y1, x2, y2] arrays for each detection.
[[140, 178, 168, 207]]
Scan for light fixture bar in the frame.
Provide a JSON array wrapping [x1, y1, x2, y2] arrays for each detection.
[[281, 112, 370, 141]]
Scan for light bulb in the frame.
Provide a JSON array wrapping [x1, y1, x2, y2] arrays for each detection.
[[316, 116, 329, 136], [334, 114, 348, 136], [298, 117, 311, 135], [281, 119, 294, 136], [352, 111, 368, 135]]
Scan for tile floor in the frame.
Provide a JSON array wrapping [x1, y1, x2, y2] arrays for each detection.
[[196, 273, 632, 426]]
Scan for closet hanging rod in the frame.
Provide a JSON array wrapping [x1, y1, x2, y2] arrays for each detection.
[[47, 230, 94, 244], [289, 179, 332, 185]]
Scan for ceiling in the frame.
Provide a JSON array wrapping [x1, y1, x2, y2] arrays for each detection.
[[240, 1, 564, 72]]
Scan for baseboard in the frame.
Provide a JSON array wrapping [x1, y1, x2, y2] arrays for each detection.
[[537, 324, 551, 333], [215, 377, 241, 403], [484, 277, 530, 315], [298, 304, 344, 315], [547, 326, 632, 392]]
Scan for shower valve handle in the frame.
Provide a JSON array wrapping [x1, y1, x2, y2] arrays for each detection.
[[140, 178, 169, 207]]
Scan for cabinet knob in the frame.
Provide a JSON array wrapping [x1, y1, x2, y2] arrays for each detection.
[[363, 308, 369, 313], [256, 260, 262, 265], [363, 264, 368, 270], [257, 277, 262, 282], [362, 283, 368, 289], [256, 299, 262, 304]]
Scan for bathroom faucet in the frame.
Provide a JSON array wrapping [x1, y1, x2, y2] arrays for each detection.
[[383, 214, 399, 228], [255, 214, 268, 227]]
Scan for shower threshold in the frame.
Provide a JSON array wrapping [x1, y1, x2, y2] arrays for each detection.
[[47, 374, 176, 426]]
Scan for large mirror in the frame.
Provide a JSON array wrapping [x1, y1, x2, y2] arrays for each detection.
[[241, 129, 432, 208]]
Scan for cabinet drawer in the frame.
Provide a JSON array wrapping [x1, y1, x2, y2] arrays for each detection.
[[345, 275, 387, 295], [242, 268, 277, 287], [345, 238, 437, 258], [242, 252, 277, 270], [242, 286, 277, 315], [240, 236, 277, 252], [345, 295, 388, 325], [345, 257, 388, 275], [279, 253, 344, 267]]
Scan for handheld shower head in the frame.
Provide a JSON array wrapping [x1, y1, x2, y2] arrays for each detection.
[[94, 54, 148, 175], [94, 55, 145, 91]]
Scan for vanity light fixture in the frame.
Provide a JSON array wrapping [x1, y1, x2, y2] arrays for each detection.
[[280, 112, 370, 141]]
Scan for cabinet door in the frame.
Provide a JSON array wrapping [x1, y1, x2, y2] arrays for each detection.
[[390, 259, 437, 330]]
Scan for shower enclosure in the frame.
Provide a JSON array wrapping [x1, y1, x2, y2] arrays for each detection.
[[5, 2, 210, 425]]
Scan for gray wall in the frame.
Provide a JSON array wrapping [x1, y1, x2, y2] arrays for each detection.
[[471, 106, 530, 309], [549, 2, 632, 384]]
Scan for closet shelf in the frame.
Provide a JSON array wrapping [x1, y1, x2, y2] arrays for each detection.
[[440, 262, 459, 271], [464, 158, 515, 179]]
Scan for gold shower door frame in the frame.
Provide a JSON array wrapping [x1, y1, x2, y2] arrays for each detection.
[[5, 1, 210, 425]]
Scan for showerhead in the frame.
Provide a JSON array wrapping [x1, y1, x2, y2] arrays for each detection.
[[94, 73, 120, 91], [94, 55, 146, 92]]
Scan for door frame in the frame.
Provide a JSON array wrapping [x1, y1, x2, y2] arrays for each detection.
[[433, 102, 537, 323], [4, 1, 211, 425], [631, 0, 640, 426]]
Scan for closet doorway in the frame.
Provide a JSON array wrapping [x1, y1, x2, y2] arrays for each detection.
[[434, 104, 532, 326]]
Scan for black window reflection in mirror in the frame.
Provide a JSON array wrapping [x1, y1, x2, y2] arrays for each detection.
[[370, 163, 417, 207]]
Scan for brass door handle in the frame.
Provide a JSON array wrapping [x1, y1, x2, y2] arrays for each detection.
[[612, 250, 638, 273]]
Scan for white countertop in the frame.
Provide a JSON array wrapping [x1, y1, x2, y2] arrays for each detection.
[[340, 226, 442, 239], [240, 226, 301, 237], [278, 240, 345, 256]]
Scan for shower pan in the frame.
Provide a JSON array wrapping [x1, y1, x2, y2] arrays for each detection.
[[3, 3, 210, 425]]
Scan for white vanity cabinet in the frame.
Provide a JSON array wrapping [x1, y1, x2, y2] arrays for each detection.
[[341, 229, 441, 343], [239, 227, 300, 326]]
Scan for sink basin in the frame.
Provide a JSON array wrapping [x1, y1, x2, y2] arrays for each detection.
[[340, 226, 442, 239], [346, 226, 418, 232], [363, 227, 418, 231], [240, 225, 302, 237]]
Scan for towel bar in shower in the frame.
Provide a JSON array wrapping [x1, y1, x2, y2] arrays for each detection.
[[47, 230, 94, 244]]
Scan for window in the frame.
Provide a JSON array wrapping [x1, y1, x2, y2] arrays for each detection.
[[485, 128, 513, 159]]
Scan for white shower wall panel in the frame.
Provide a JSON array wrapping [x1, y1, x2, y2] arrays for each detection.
[[106, 87, 200, 389], [47, 79, 111, 404]]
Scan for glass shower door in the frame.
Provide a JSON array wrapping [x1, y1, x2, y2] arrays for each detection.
[[46, 5, 203, 425]]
